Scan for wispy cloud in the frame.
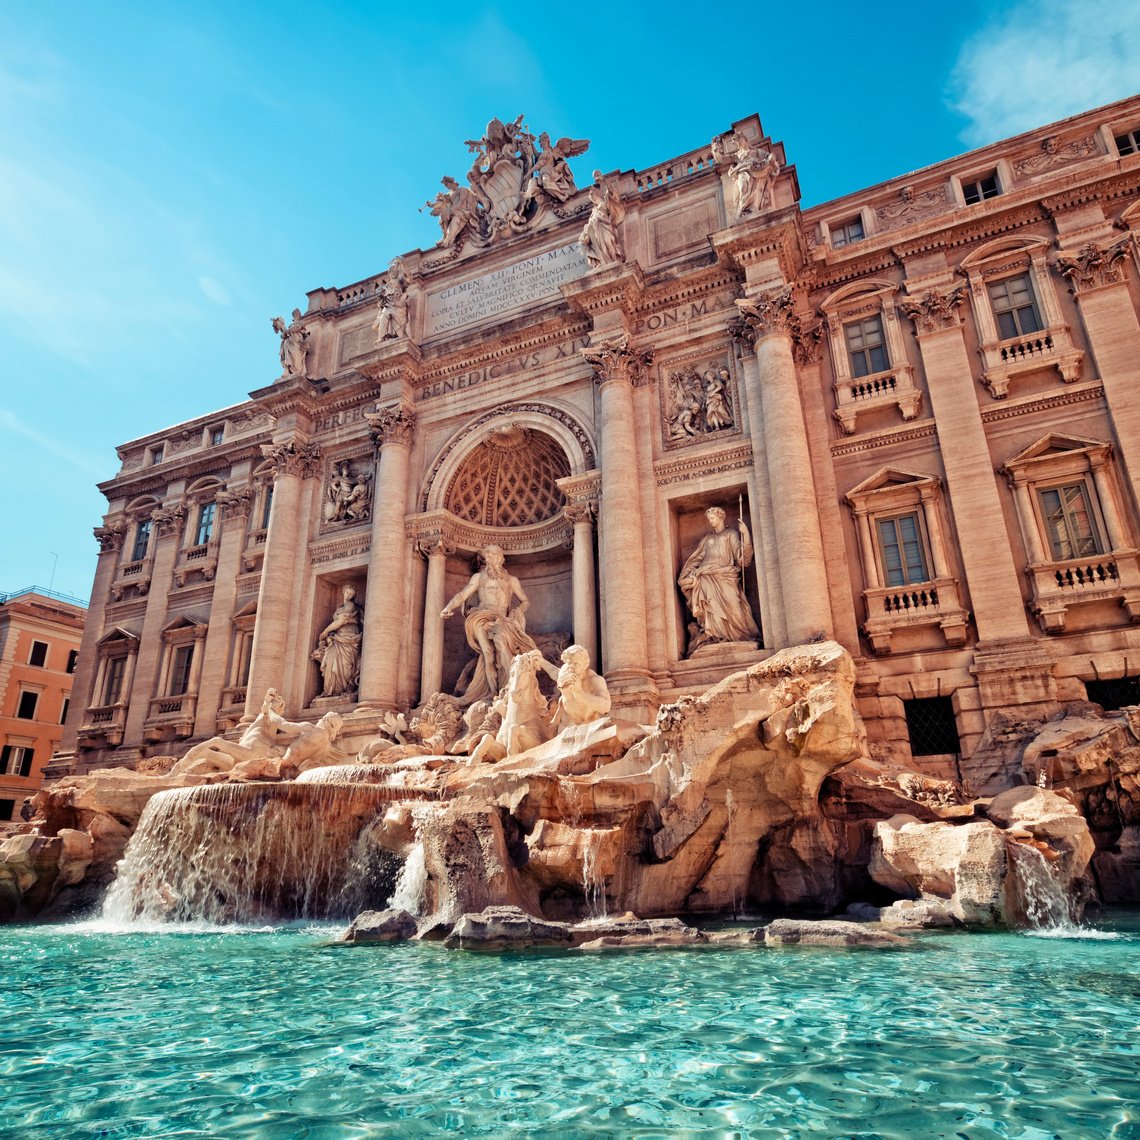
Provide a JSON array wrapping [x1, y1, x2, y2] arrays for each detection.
[[0, 409, 107, 477], [948, 0, 1140, 147]]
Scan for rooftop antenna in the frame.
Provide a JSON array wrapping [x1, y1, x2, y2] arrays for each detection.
[[48, 551, 58, 595]]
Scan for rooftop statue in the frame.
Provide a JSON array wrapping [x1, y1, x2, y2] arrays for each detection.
[[271, 308, 310, 378], [579, 171, 625, 269], [678, 507, 760, 653], [425, 118, 590, 249], [372, 257, 410, 341], [712, 130, 780, 221]]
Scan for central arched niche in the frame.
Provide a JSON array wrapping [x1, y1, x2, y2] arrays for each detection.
[[427, 419, 587, 698]]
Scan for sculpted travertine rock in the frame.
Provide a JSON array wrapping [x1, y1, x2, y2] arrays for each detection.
[[441, 544, 538, 704], [313, 585, 363, 699], [678, 507, 760, 652]]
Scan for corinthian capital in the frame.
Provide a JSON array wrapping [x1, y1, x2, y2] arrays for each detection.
[[735, 286, 797, 339], [261, 439, 322, 478], [414, 530, 456, 560], [366, 404, 416, 448], [563, 499, 597, 527], [1053, 238, 1130, 293], [216, 486, 255, 521], [899, 285, 966, 335], [94, 521, 126, 553], [580, 335, 652, 388], [150, 504, 186, 536]]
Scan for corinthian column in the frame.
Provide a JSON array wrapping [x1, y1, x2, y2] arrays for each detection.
[[358, 404, 415, 710], [416, 531, 454, 701], [581, 337, 652, 687], [564, 499, 599, 668], [734, 287, 833, 644], [244, 439, 321, 718]]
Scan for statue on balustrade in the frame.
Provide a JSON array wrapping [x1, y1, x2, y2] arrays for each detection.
[[678, 507, 760, 653], [713, 131, 780, 220], [272, 309, 309, 378], [313, 584, 363, 698], [441, 544, 538, 704], [579, 171, 624, 269], [372, 258, 410, 341]]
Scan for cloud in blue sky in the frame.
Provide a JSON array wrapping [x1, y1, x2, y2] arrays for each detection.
[[949, 0, 1140, 147]]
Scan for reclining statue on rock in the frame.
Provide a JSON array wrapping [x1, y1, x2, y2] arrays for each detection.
[[282, 711, 346, 773], [171, 689, 310, 775], [534, 644, 611, 733]]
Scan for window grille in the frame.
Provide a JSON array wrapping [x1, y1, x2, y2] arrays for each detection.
[[1085, 676, 1140, 711], [905, 696, 960, 756]]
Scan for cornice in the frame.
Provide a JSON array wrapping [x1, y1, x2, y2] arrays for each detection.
[[653, 441, 753, 486], [830, 420, 938, 458], [978, 379, 1104, 424]]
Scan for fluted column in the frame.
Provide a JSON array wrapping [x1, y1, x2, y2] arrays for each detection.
[[123, 502, 186, 742], [564, 500, 599, 668], [582, 337, 652, 685], [358, 404, 415, 709], [734, 288, 833, 644], [244, 439, 321, 719], [417, 531, 454, 701], [194, 484, 253, 736]]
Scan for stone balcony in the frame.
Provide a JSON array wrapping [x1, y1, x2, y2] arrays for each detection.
[[110, 557, 152, 601], [174, 543, 217, 588], [1027, 549, 1140, 633], [144, 693, 197, 742], [980, 328, 1083, 398], [833, 365, 921, 435], [78, 703, 127, 748], [862, 576, 970, 655]]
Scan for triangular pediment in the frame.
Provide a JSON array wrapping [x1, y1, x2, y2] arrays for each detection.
[[846, 467, 937, 498], [162, 616, 209, 635], [96, 626, 140, 649], [1006, 433, 1106, 466]]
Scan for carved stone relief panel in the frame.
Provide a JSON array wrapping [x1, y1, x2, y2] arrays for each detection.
[[659, 350, 741, 449], [320, 455, 374, 532]]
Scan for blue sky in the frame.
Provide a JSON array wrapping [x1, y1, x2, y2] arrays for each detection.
[[2, 1, 1138, 602]]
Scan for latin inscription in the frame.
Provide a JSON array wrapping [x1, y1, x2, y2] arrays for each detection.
[[314, 405, 369, 434], [415, 336, 592, 402], [424, 244, 589, 336], [634, 299, 709, 334]]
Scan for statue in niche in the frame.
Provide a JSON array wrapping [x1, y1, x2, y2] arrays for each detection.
[[524, 132, 590, 205], [171, 688, 309, 774], [712, 131, 780, 221], [313, 584, 363, 699], [678, 507, 760, 653], [271, 309, 309, 378], [579, 171, 625, 269], [372, 258, 410, 341], [325, 462, 372, 525], [666, 362, 734, 440], [441, 544, 538, 704], [534, 644, 612, 732]]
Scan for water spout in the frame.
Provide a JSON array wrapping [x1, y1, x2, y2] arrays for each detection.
[[1007, 840, 1075, 932]]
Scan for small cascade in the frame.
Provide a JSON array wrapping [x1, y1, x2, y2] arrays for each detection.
[[388, 841, 428, 915], [581, 834, 608, 920], [1007, 840, 1075, 932], [103, 782, 402, 925]]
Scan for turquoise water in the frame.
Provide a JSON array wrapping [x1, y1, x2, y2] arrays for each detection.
[[3, 916, 1140, 1138]]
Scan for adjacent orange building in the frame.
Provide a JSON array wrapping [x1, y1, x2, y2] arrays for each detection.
[[0, 590, 86, 819]]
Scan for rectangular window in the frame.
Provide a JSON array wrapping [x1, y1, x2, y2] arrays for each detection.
[[169, 645, 194, 697], [0, 745, 27, 776], [131, 519, 152, 562], [66, 649, 78, 674], [60, 697, 70, 726], [876, 514, 929, 586], [844, 315, 889, 378], [0, 801, 13, 823], [905, 697, 961, 756], [149, 445, 164, 466], [1039, 484, 1101, 561], [103, 656, 126, 705], [16, 691, 38, 720], [210, 426, 225, 446], [260, 485, 274, 530], [194, 502, 216, 546], [28, 640, 48, 668], [831, 217, 865, 248], [1086, 676, 1140, 711], [963, 173, 1000, 204], [236, 637, 253, 687], [1115, 129, 1140, 157], [988, 274, 1043, 339]]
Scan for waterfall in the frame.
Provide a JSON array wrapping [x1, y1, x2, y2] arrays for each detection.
[[1007, 840, 1075, 932], [386, 806, 432, 915], [103, 782, 402, 925], [581, 833, 608, 920]]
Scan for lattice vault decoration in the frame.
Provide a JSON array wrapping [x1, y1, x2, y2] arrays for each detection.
[[445, 425, 570, 527]]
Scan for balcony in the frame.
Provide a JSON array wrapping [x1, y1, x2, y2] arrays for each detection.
[[980, 328, 1083, 398], [174, 543, 217, 588], [833, 366, 921, 435], [110, 557, 152, 602], [1026, 550, 1140, 633], [78, 703, 127, 748], [144, 693, 197, 742], [862, 576, 969, 655]]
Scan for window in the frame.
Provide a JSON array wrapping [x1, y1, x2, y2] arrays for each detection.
[[169, 645, 194, 697], [0, 801, 13, 822], [831, 216, 865, 248], [0, 746, 34, 778], [1038, 484, 1102, 561], [103, 656, 127, 705], [844, 316, 889, 377], [28, 641, 48, 668], [962, 172, 1000, 204], [210, 426, 225, 446], [1115, 129, 1140, 157], [16, 691, 38, 720], [905, 697, 961, 756], [66, 649, 78, 674], [876, 514, 930, 586], [149, 445, 164, 466], [1086, 676, 1140, 710], [988, 274, 1043, 340], [131, 519, 152, 562], [60, 697, 70, 725], [194, 502, 216, 546], [260, 484, 274, 530]]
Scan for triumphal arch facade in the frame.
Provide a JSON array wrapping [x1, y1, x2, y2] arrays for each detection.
[[59, 98, 1140, 788]]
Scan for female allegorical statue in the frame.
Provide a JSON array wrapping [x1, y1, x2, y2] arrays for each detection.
[[313, 584, 363, 698]]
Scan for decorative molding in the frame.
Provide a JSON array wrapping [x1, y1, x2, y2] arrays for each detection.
[[660, 350, 740, 449], [734, 285, 797, 339], [406, 510, 571, 556], [150, 505, 186, 537], [94, 522, 126, 553], [1053, 238, 1131, 293], [261, 439, 322, 479], [830, 421, 938, 457], [1014, 135, 1099, 177], [654, 442, 753, 486], [899, 285, 967, 334], [580, 335, 653, 388], [216, 486, 254, 521], [366, 405, 416, 448], [414, 532, 457, 560], [979, 380, 1105, 424], [875, 184, 949, 226], [563, 500, 597, 527]]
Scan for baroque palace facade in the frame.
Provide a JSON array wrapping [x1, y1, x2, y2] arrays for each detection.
[[57, 96, 1140, 782]]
